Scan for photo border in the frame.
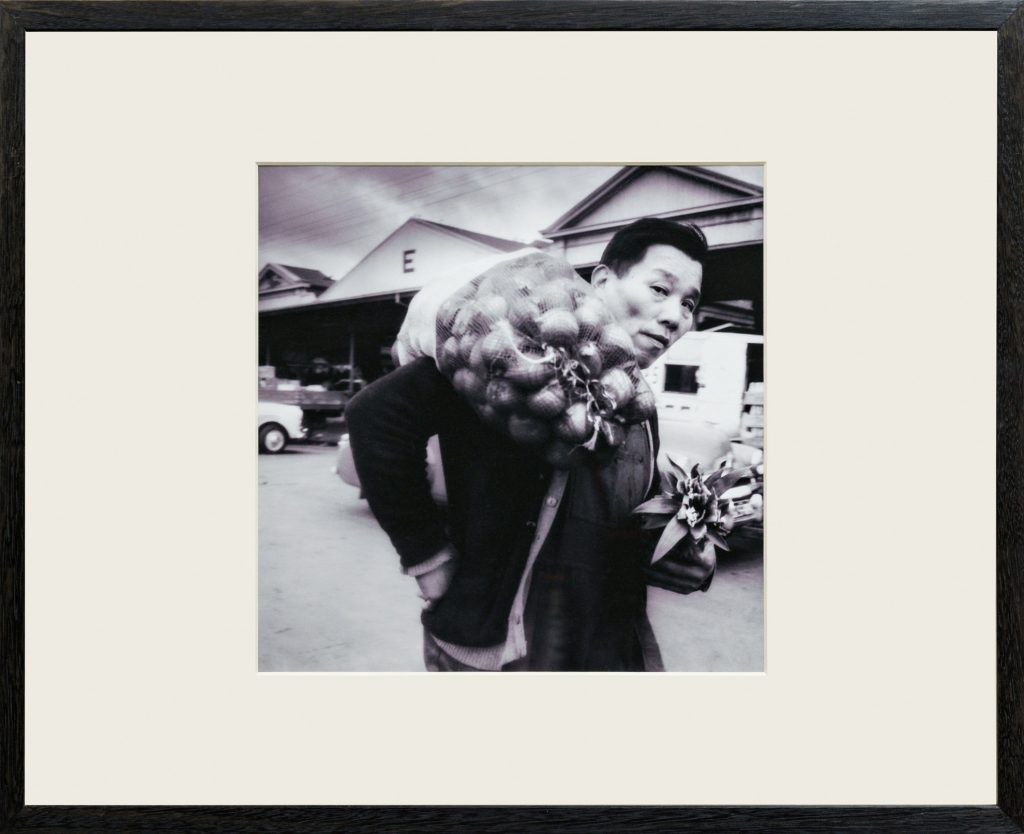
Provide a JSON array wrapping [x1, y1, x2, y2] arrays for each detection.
[[2, 3, 1020, 831]]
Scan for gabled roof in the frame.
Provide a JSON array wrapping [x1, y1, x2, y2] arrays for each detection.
[[413, 218, 525, 253], [317, 218, 527, 304], [542, 166, 763, 237], [261, 263, 334, 289]]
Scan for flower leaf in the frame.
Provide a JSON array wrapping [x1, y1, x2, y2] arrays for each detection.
[[710, 468, 750, 496], [651, 518, 690, 564], [633, 496, 681, 516], [704, 467, 725, 487], [690, 523, 707, 541], [640, 514, 673, 531], [659, 469, 678, 495], [664, 453, 690, 481], [705, 527, 730, 551]]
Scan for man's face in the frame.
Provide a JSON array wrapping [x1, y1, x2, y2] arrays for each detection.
[[591, 243, 703, 368]]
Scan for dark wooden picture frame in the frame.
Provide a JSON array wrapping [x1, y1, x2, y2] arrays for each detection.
[[2, 3, 1021, 831]]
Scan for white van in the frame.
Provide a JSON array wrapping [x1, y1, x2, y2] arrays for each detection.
[[642, 328, 764, 439]]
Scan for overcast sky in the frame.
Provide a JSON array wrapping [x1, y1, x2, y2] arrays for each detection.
[[259, 165, 764, 280]]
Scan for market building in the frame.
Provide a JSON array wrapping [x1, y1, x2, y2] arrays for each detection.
[[258, 165, 763, 394], [258, 217, 526, 381], [258, 263, 335, 311]]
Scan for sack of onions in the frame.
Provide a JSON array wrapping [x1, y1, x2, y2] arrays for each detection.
[[406, 250, 657, 468]]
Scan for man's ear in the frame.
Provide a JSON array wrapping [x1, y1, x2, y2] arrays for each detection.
[[591, 263, 613, 289]]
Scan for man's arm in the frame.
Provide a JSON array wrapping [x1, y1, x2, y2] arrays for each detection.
[[345, 359, 458, 577]]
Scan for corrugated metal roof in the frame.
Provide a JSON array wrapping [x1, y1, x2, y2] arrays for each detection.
[[413, 218, 524, 252], [272, 264, 334, 289]]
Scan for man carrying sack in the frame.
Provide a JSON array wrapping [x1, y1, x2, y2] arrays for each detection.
[[347, 218, 715, 672]]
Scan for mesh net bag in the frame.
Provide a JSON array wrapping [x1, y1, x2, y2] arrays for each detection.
[[430, 251, 657, 468]]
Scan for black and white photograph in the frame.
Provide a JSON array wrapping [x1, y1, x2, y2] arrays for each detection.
[[258, 165, 765, 672], [9, 14, 1013, 828]]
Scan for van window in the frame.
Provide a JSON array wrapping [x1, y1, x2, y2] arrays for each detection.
[[663, 364, 700, 394]]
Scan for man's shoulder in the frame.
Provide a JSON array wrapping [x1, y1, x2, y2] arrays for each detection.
[[347, 357, 456, 419], [389, 356, 445, 381], [361, 357, 448, 393]]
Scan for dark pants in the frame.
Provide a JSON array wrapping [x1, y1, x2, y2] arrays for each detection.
[[422, 615, 664, 673]]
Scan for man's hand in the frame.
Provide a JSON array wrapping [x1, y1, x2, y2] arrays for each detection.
[[646, 538, 717, 594], [415, 559, 456, 604], [681, 539, 717, 592]]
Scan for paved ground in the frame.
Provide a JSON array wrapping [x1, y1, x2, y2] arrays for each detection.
[[259, 444, 764, 672]]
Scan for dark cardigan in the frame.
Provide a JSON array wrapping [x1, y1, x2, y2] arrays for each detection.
[[346, 358, 661, 663]]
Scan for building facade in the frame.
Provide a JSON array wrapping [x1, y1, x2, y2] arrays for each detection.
[[259, 218, 525, 381], [258, 264, 335, 311], [258, 166, 763, 389]]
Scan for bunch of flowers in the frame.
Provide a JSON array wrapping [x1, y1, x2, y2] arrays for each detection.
[[633, 456, 749, 563]]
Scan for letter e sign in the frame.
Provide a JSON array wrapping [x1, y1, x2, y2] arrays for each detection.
[[403, 250, 416, 273]]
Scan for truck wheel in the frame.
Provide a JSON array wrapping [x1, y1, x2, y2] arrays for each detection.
[[259, 423, 288, 454]]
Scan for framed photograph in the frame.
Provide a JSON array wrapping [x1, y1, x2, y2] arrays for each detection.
[[3, 3, 1019, 832]]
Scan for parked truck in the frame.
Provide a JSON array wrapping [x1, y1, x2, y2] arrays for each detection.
[[257, 363, 364, 415]]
